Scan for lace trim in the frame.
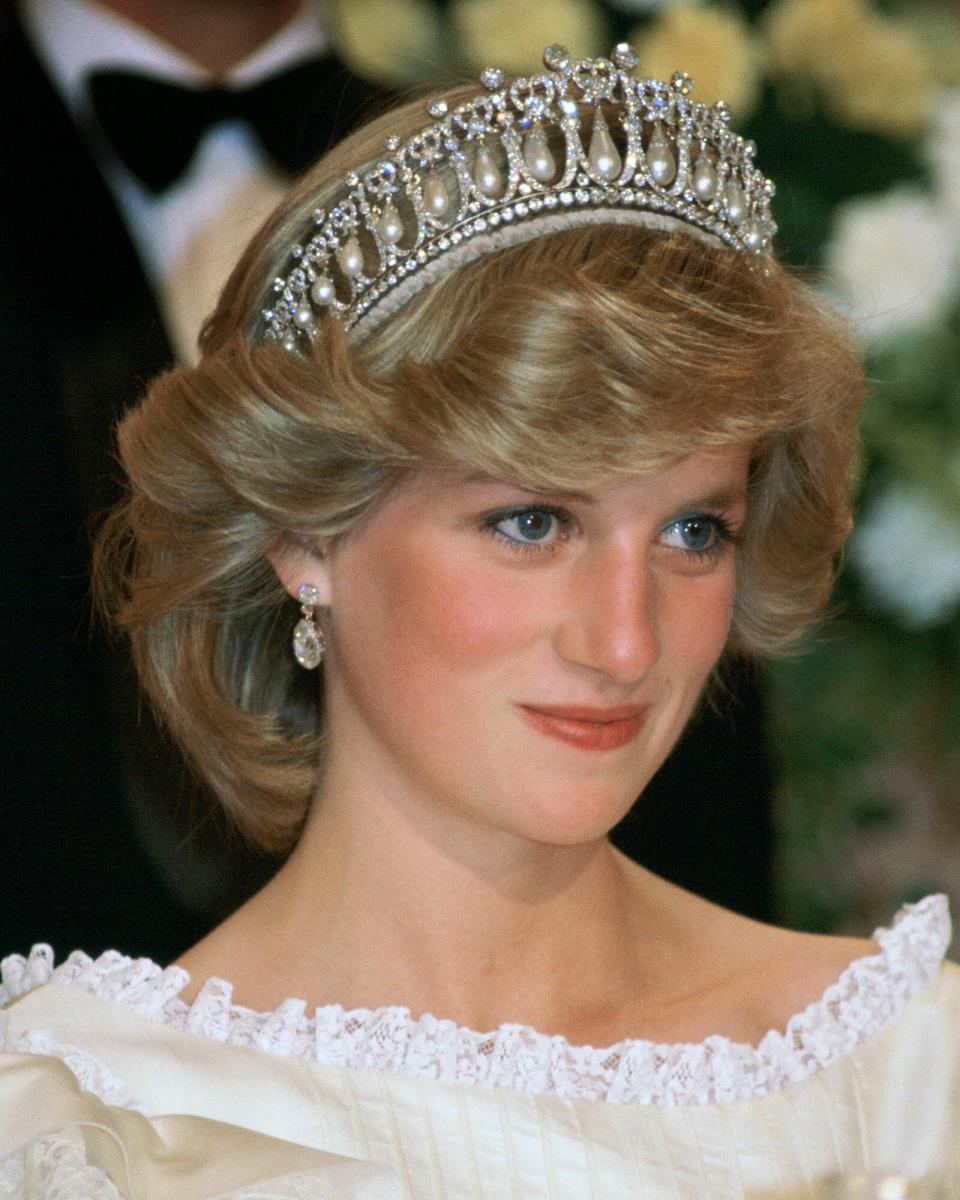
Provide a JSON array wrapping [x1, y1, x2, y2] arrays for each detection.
[[1, 896, 951, 1106], [0, 1011, 144, 1114], [0, 1129, 123, 1200]]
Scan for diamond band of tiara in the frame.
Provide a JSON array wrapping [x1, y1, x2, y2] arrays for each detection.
[[260, 42, 777, 351]]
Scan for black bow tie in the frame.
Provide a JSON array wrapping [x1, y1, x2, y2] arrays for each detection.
[[87, 57, 356, 192]]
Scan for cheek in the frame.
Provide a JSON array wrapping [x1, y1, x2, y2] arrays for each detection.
[[659, 568, 737, 673], [332, 538, 543, 697]]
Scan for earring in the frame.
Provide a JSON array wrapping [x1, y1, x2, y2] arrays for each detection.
[[292, 583, 325, 670]]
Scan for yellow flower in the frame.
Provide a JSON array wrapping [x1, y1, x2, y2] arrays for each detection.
[[903, 9, 960, 89], [328, 0, 443, 85], [838, 19, 933, 140], [451, 0, 607, 75], [763, 0, 860, 82], [763, 0, 934, 140], [630, 2, 763, 120]]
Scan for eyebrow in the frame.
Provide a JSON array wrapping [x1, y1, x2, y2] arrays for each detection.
[[460, 473, 747, 511], [460, 472, 599, 505], [673, 487, 749, 512]]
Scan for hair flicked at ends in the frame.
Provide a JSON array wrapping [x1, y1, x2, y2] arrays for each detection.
[[93, 70, 865, 854]]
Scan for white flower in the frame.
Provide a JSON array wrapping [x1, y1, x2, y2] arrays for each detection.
[[451, 0, 607, 74], [824, 186, 960, 343], [850, 484, 960, 627]]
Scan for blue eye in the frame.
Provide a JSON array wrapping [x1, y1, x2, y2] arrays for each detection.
[[659, 514, 734, 556], [508, 510, 554, 541], [486, 505, 569, 550]]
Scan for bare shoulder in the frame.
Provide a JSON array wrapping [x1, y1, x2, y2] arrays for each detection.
[[631, 877, 880, 1044], [172, 903, 273, 1006], [737, 922, 880, 1036], [169, 878, 315, 1012]]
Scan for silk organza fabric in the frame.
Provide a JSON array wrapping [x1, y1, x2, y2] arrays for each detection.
[[1, 897, 958, 1199], [0, 1053, 399, 1198]]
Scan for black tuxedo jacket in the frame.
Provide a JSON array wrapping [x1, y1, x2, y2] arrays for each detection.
[[0, 13, 390, 959], [0, 12, 773, 964]]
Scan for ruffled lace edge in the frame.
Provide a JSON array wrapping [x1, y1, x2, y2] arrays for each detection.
[[0, 1011, 145, 1113], [1, 895, 951, 1107]]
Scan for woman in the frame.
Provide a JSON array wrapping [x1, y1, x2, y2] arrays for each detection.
[[1, 44, 957, 1198]]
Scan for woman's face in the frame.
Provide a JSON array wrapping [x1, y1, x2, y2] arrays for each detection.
[[278, 446, 751, 847]]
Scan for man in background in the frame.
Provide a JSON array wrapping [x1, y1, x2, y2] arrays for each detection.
[[0, 0, 383, 959]]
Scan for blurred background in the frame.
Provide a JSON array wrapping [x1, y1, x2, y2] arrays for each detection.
[[2, 0, 958, 961]]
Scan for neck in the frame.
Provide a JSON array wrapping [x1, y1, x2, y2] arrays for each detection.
[[225, 761, 682, 1039], [92, 0, 303, 75]]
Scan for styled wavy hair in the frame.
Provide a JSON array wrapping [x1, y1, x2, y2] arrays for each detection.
[[95, 84, 865, 853]]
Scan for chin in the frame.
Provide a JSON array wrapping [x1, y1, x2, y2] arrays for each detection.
[[502, 780, 640, 848]]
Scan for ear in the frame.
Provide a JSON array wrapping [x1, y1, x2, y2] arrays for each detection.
[[265, 536, 332, 606]]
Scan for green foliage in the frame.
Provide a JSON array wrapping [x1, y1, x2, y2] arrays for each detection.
[[773, 287, 960, 932], [742, 85, 930, 265]]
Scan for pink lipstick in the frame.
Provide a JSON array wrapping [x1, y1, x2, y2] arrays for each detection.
[[518, 703, 649, 751]]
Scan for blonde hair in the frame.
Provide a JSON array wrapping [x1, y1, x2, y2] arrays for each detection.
[[95, 86, 865, 853]]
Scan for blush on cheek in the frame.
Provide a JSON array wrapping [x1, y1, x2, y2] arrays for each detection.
[[661, 571, 737, 676], [327, 523, 534, 740], [375, 543, 542, 663], [700, 579, 737, 660], [326, 529, 532, 780]]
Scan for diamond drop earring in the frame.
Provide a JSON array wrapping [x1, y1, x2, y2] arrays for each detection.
[[292, 583, 325, 670]]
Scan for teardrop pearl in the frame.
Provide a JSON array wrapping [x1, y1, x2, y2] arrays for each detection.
[[588, 108, 621, 182], [523, 126, 555, 183], [423, 173, 451, 218], [474, 144, 503, 197], [293, 302, 314, 329], [336, 236, 364, 277], [310, 275, 336, 306], [692, 155, 718, 201], [744, 219, 763, 251], [723, 181, 747, 223], [376, 199, 404, 245], [646, 126, 676, 186]]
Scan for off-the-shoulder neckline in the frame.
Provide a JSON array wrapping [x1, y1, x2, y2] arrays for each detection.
[[1, 895, 952, 1106]]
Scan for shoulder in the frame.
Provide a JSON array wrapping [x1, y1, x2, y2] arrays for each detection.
[[736, 926, 879, 1040], [754, 895, 951, 1039], [650, 891, 952, 1047]]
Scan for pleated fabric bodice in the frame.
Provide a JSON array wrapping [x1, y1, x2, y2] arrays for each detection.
[[1, 896, 957, 1199]]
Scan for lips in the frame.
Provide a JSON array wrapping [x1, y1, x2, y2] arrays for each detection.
[[517, 703, 649, 751]]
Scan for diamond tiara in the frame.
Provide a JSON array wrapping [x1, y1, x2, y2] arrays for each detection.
[[260, 42, 777, 351]]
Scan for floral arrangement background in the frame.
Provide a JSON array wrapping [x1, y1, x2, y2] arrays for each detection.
[[326, 0, 960, 938]]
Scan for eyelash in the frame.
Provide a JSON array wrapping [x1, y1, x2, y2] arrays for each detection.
[[481, 505, 741, 561], [482, 505, 572, 556], [663, 513, 741, 562]]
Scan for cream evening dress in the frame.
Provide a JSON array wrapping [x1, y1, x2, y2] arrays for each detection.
[[1, 895, 957, 1199]]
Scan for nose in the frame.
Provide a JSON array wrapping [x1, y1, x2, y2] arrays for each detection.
[[551, 540, 660, 686]]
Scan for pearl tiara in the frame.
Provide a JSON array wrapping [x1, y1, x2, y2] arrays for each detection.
[[260, 42, 777, 351]]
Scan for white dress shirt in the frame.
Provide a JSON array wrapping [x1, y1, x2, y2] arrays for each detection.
[[21, 0, 330, 361]]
